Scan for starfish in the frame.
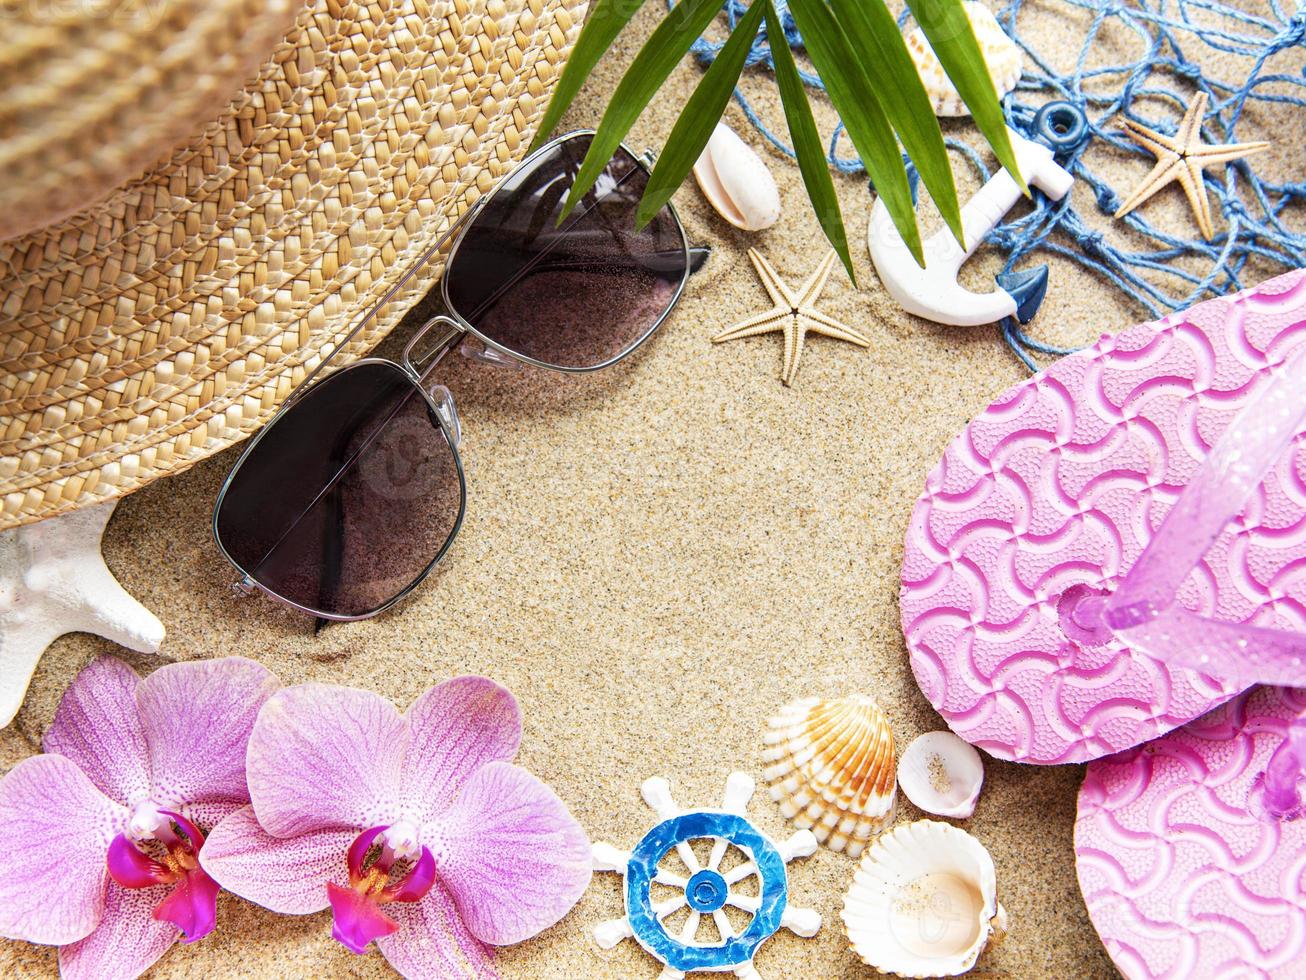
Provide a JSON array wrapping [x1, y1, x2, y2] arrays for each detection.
[[1114, 92, 1269, 240], [0, 500, 164, 726], [712, 248, 869, 386]]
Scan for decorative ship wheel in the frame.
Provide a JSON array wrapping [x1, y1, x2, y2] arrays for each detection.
[[592, 771, 820, 979]]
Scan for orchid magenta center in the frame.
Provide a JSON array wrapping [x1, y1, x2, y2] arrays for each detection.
[[107, 809, 221, 941], [326, 823, 437, 953], [201, 676, 593, 979], [0, 655, 280, 980]]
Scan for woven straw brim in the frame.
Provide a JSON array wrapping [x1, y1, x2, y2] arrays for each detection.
[[0, 0, 302, 239], [0, 0, 588, 530]]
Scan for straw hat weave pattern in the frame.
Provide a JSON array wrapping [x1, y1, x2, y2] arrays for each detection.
[[0, 0, 303, 239], [0, 0, 588, 530]]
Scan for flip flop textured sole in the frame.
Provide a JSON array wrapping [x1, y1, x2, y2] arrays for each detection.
[[1075, 686, 1306, 979], [900, 270, 1306, 763]]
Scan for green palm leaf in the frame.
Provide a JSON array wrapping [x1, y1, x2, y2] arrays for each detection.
[[763, 0, 852, 280], [904, 0, 1025, 192], [530, 0, 650, 152], [538, 0, 1021, 270], [559, 0, 728, 221], [636, 0, 767, 228], [827, 0, 965, 248], [788, 0, 923, 265]]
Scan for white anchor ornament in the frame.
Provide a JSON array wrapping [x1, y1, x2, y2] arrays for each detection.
[[0, 501, 165, 726], [592, 771, 820, 979], [868, 104, 1087, 327]]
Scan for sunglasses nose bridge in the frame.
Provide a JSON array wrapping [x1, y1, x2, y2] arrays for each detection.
[[403, 315, 464, 379], [404, 316, 464, 449]]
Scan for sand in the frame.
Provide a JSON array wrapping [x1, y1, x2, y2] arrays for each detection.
[[2, 1, 1301, 977]]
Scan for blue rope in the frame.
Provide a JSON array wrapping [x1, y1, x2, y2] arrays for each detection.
[[673, 0, 1306, 369]]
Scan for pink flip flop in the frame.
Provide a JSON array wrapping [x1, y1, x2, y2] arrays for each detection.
[[1075, 685, 1306, 978], [900, 269, 1306, 763]]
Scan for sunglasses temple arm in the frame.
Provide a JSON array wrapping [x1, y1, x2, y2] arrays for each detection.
[[688, 245, 711, 275]]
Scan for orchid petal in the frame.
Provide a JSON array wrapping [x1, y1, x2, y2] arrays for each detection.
[[327, 881, 399, 954], [43, 656, 149, 807], [246, 684, 405, 836], [179, 798, 246, 831], [0, 754, 123, 944], [137, 657, 280, 807], [200, 805, 355, 915], [376, 879, 496, 980], [58, 881, 177, 980], [106, 835, 171, 889], [399, 677, 521, 826], [426, 761, 591, 945], [152, 867, 219, 942]]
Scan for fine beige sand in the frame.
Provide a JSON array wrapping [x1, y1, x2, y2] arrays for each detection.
[[2, 1, 1301, 977]]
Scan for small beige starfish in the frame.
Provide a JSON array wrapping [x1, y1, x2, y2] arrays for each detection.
[[712, 248, 868, 386], [1114, 92, 1269, 240]]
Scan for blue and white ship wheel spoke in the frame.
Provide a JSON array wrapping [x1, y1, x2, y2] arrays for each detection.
[[592, 771, 821, 979]]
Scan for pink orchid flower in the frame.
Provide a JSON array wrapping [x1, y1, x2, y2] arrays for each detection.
[[201, 676, 591, 978], [0, 655, 279, 979]]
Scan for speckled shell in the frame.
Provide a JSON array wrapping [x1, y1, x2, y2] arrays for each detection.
[[762, 694, 897, 856], [906, 2, 1022, 117], [898, 731, 985, 819], [842, 820, 1008, 978]]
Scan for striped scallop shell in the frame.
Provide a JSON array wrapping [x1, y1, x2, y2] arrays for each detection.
[[906, 2, 1023, 117], [762, 694, 897, 856]]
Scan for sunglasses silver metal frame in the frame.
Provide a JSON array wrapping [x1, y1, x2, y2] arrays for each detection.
[[437, 136, 690, 374], [214, 130, 693, 621], [222, 354, 469, 621]]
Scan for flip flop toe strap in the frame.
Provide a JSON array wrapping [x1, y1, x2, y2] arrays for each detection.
[[1260, 708, 1306, 820], [1078, 344, 1306, 689]]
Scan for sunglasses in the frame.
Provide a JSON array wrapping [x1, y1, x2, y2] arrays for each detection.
[[213, 131, 705, 621]]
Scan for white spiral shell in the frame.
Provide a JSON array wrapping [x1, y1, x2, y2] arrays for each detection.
[[692, 122, 782, 232]]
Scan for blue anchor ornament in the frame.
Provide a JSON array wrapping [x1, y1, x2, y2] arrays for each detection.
[[867, 102, 1090, 327], [592, 771, 821, 979]]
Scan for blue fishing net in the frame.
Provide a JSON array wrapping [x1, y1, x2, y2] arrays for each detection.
[[674, 0, 1306, 368]]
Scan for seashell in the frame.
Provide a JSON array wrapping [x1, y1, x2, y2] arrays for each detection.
[[692, 122, 782, 232], [762, 693, 897, 856], [906, 2, 1023, 117], [842, 820, 1008, 978], [898, 731, 985, 819]]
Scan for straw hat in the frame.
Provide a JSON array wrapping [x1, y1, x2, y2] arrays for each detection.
[[0, 0, 587, 530], [0, 0, 303, 240]]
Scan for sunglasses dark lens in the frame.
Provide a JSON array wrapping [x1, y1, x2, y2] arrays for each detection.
[[214, 362, 463, 618], [444, 134, 686, 369]]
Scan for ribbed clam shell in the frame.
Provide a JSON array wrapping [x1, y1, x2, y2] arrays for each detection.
[[841, 820, 1007, 978], [762, 694, 897, 856], [692, 122, 782, 231], [906, 2, 1022, 117], [898, 731, 985, 819]]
